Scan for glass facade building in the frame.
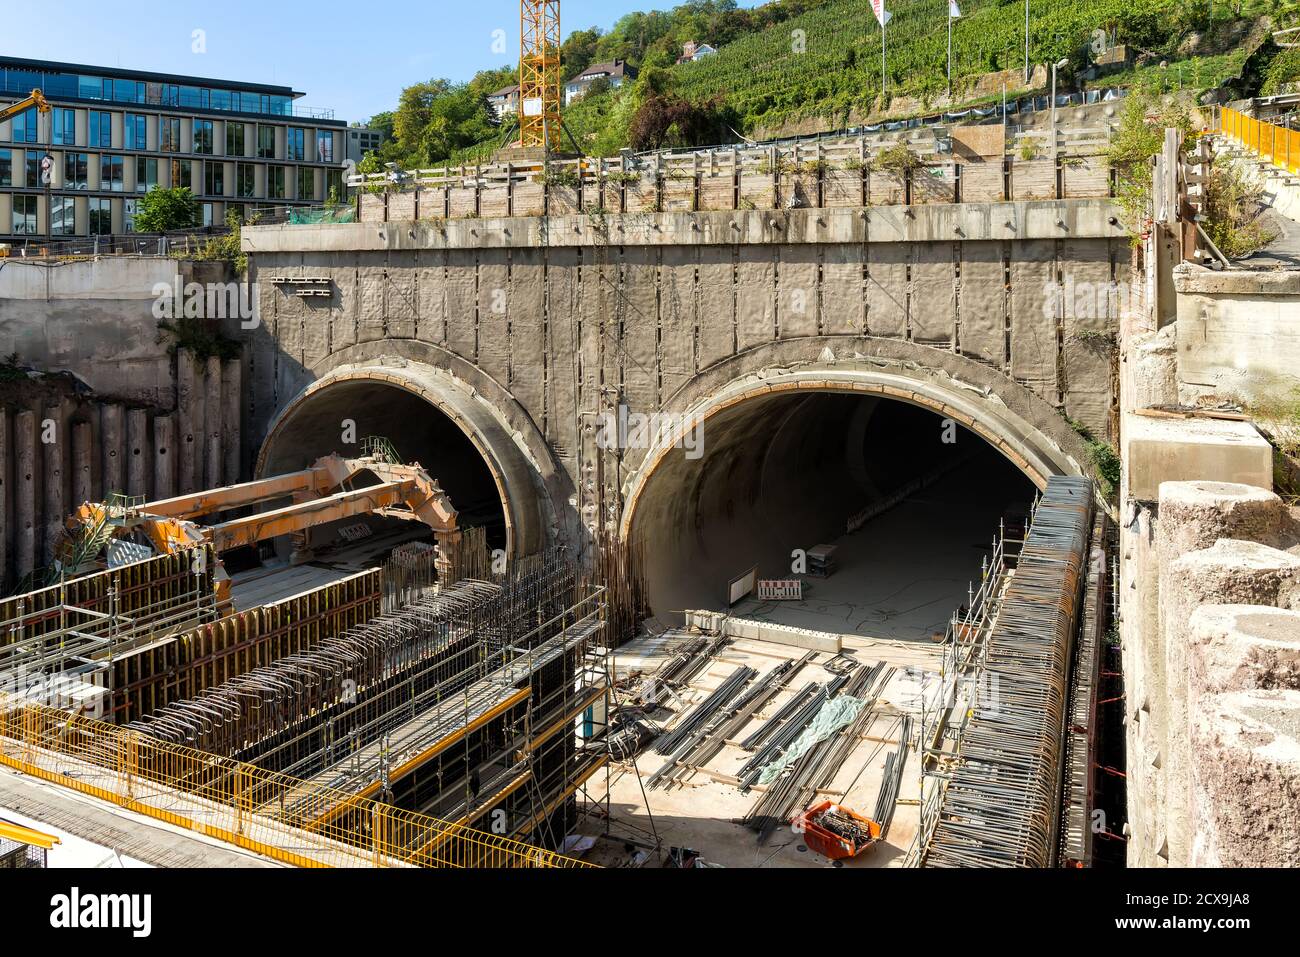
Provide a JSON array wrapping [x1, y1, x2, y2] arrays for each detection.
[[0, 56, 346, 241]]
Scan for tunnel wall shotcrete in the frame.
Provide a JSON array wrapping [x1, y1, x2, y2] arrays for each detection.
[[241, 204, 1118, 561]]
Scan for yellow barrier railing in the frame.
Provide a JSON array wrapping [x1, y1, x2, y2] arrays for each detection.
[[0, 692, 594, 869], [1221, 106, 1300, 175]]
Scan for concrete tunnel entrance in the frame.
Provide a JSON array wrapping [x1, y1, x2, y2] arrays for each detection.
[[258, 378, 510, 561], [627, 391, 1039, 642]]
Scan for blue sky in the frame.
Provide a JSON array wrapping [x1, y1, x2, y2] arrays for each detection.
[[7, 0, 763, 125]]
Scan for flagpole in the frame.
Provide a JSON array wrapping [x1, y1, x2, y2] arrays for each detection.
[[882, 18, 887, 100], [947, 10, 952, 99]]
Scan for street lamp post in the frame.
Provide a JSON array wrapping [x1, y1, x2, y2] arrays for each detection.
[[1051, 58, 1068, 159]]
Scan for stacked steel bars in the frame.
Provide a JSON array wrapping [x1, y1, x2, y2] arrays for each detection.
[[921, 476, 1094, 868]]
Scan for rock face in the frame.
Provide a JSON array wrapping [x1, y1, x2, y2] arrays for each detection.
[[1190, 690, 1300, 868], [1128, 480, 1300, 868]]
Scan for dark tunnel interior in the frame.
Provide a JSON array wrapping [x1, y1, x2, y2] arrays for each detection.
[[629, 392, 1039, 641]]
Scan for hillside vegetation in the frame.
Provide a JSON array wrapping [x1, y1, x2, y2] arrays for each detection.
[[361, 0, 1300, 169]]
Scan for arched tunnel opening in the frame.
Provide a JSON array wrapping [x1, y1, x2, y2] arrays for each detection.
[[258, 380, 510, 568], [628, 391, 1040, 642]]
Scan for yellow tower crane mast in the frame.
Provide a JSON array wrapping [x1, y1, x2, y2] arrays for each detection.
[[520, 0, 562, 152]]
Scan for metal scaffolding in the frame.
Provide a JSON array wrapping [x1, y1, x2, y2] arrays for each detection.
[[917, 476, 1095, 868]]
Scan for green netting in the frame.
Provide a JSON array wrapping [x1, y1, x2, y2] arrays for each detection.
[[289, 207, 356, 225], [757, 695, 866, 786]]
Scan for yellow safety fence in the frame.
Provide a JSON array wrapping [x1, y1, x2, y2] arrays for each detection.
[[0, 692, 594, 869], [1221, 106, 1300, 174]]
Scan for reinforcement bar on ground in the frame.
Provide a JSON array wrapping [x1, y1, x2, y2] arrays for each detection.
[[920, 476, 1094, 868], [0, 690, 593, 868]]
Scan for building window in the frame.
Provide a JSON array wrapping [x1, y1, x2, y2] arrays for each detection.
[[52, 196, 76, 236], [13, 195, 38, 235], [257, 125, 275, 159], [52, 108, 77, 146], [204, 161, 224, 196], [201, 203, 214, 228], [125, 113, 148, 151], [327, 169, 343, 202], [89, 198, 112, 235], [170, 158, 192, 190], [297, 166, 315, 201], [287, 127, 306, 161], [124, 199, 137, 233], [12, 108, 38, 144], [160, 117, 181, 153], [226, 123, 245, 157], [89, 111, 112, 148], [0, 149, 11, 187], [100, 154, 124, 192], [316, 131, 334, 163], [25, 154, 40, 188], [236, 163, 256, 198], [79, 75, 103, 100], [136, 157, 158, 193], [194, 120, 214, 155], [268, 165, 286, 199], [65, 152, 89, 189]]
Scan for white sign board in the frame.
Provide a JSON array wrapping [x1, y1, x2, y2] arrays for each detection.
[[522, 97, 544, 117]]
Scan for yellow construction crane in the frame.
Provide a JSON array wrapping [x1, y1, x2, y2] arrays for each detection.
[[520, 0, 562, 152], [0, 88, 51, 124]]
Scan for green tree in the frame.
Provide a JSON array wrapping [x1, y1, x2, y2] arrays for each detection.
[[134, 186, 200, 233]]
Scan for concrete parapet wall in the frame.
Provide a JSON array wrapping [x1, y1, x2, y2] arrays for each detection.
[[1172, 263, 1300, 407]]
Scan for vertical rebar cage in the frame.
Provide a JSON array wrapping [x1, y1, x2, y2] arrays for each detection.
[[520, 0, 562, 152]]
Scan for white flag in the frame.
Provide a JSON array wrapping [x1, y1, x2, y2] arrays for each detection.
[[949, 0, 962, 16], [870, 0, 892, 27]]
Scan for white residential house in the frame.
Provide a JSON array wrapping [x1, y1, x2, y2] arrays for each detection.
[[676, 42, 718, 64], [564, 61, 636, 106], [486, 84, 520, 122]]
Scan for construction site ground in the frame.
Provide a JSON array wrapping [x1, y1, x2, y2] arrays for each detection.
[[579, 631, 945, 868]]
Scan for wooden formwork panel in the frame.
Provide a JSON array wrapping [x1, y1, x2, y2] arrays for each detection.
[[960, 163, 1005, 203], [388, 192, 416, 221], [868, 172, 906, 206], [777, 174, 817, 209], [913, 166, 958, 205], [1063, 156, 1111, 198], [1012, 159, 1057, 201], [699, 176, 736, 210], [360, 194, 385, 223], [479, 186, 511, 218], [513, 184, 545, 217], [662, 177, 696, 212], [739, 174, 776, 209], [547, 187, 583, 216], [625, 178, 659, 213], [448, 188, 479, 218], [823, 168, 865, 207]]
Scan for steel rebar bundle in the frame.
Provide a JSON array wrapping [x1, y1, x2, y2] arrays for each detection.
[[651, 665, 756, 758], [125, 555, 580, 756], [742, 662, 890, 839], [874, 715, 913, 841], [921, 476, 1094, 869], [647, 655, 809, 790]]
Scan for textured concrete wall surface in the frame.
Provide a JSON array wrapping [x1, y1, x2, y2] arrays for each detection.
[[0, 258, 185, 406], [242, 205, 1122, 557]]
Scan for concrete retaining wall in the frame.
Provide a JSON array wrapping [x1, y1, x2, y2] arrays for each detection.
[[0, 348, 240, 591]]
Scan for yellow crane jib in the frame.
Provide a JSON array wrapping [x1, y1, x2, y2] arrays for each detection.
[[0, 89, 51, 124]]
